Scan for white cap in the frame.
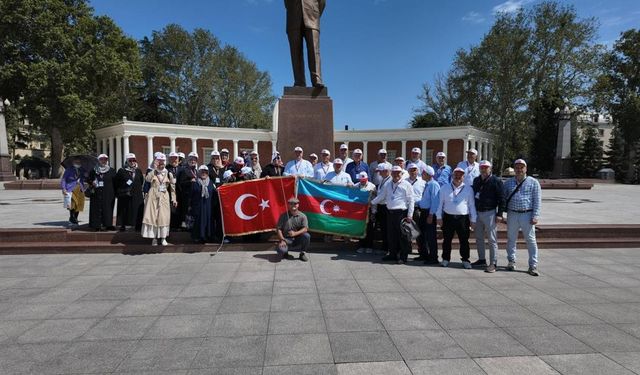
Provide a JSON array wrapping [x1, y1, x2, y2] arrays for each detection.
[[333, 158, 343, 164], [156, 153, 166, 161], [407, 163, 419, 170], [353, 148, 362, 154], [309, 153, 318, 159], [272, 152, 280, 161], [411, 147, 421, 154], [98, 153, 108, 159], [357, 171, 368, 180], [514, 159, 527, 166], [169, 152, 179, 158], [210, 150, 220, 156], [378, 148, 387, 154], [198, 165, 209, 171], [177, 152, 186, 158], [466, 148, 478, 156], [395, 156, 405, 162], [423, 165, 435, 176], [436, 152, 446, 158], [240, 166, 252, 174], [125, 153, 136, 159], [453, 167, 465, 174], [154, 152, 162, 159], [340, 144, 348, 150], [220, 148, 229, 154], [250, 150, 258, 155], [223, 170, 233, 179], [320, 149, 330, 155], [234, 157, 245, 165], [294, 146, 303, 152], [188, 152, 199, 159], [391, 165, 403, 172], [479, 160, 492, 168]]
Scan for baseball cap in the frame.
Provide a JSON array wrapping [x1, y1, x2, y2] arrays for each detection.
[[423, 165, 435, 176], [395, 156, 405, 162], [210, 150, 220, 156], [220, 148, 229, 154], [125, 153, 136, 159], [357, 171, 368, 180], [156, 153, 166, 161], [378, 148, 387, 154], [411, 147, 421, 153], [309, 153, 318, 159], [466, 148, 478, 156], [98, 153, 108, 159], [250, 150, 258, 155], [188, 152, 199, 159], [288, 197, 299, 204], [453, 167, 465, 174], [169, 152, 179, 158], [234, 157, 245, 165], [177, 152, 185, 159], [198, 165, 208, 171], [436, 152, 446, 158], [391, 165, 403, 172], [294, 146, 303, 152], [407, 163, 419, 170], [320, 149, 330, 155], [340, 144, 348, 150], [514, 159, 527, 166], [479, 160, 492, 168], [353, 148, 362, 154], [333, 158, 343, 164]]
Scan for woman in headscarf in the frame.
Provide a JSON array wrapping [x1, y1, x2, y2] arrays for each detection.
[[206, 150, 225, 187], [260, 151, 284, 178], [141, 153, 177, 246], [61, 157, 87, 225], [115, 153, 144, 232], [87, 154, 117, 231], [247, 150, 262, 177], [176, 152, 199, 228], [190, 165, 217, 243]]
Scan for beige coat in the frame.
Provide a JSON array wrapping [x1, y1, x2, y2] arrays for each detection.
[[142, 170, 176, 228]]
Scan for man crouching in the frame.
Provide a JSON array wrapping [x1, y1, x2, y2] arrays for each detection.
[[276, 197, 310, 262]]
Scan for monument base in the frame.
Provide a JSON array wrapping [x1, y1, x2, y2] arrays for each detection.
[[277, 87, 334, 162], [552, 158, 573, 179], [0, 154, 15, 181]]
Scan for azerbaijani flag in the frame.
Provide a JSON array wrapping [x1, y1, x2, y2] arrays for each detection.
[[297, 178, 371, 238]]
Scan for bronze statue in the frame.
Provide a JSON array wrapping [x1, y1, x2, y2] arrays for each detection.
[[285, 0, 326, 88]]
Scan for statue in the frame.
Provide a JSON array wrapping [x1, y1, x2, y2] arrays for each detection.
[[285, 0, 326, 88]]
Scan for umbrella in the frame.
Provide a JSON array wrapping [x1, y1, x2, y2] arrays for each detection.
[[61, 155, 99, 174]]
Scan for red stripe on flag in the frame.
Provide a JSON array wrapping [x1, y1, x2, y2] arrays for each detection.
[[298, 194, 368, 221]]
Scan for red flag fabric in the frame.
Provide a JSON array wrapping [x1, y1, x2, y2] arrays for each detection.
[[217, 176, 296, 236]]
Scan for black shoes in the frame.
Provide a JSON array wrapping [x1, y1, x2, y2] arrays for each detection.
[[299, 252, 309, 262], [471, 259, 487, 266], [382, 255, 397, 262]]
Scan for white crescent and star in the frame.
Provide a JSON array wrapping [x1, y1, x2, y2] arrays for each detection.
[[234, 194, 270, 221], [319, 199, 341, 215]]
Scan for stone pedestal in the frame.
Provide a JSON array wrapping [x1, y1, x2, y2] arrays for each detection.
[[276, 86, 334, 162], [552, 116, 572, 178], [0, 103, 15, 181], [0, 154, 14, 181]]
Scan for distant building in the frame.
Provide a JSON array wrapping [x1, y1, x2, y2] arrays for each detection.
[[576, 113, 613, 152], [12, 119, 50, 160]]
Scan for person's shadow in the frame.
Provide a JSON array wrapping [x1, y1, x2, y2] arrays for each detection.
[[253, 253, 282, 263]]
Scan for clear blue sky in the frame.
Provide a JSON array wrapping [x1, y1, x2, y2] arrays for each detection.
[[92, 0, 639, 130]]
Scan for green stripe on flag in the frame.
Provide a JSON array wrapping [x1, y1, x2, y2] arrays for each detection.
[[305, 212, 367, 238]]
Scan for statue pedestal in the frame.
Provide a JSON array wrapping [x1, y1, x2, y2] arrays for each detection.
[[277, 86, 334, 162], [0, 154, 15, 181]]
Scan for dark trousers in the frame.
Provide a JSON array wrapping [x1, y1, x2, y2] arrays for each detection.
[[387, 209, 410, 261], [285, 232, 311, 253], [413, 208, 424, 254], [287, 28, 322, 86], [375, 205, 389, 252], [418, 209, 438, 261], [442, 212, 470, 262], [358, 214, 375, 249]]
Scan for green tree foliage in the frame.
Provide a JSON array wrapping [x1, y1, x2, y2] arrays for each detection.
[[573, 124, 603, 177], [530, 90, 565, 176], [409, 112, 451, 128], [0, 0, 141, 177], [593, 29, 640, 183], [135, 24, 275, 129]]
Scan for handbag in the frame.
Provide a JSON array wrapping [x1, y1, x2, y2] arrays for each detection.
[[84, 187, 95, 198], [401, 218, 421, 241], [116, 187, 132, 198]]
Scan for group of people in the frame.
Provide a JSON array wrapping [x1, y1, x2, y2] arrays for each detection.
[[277, 144, 541, 276]]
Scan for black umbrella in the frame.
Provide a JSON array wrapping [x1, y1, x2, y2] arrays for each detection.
[[61, 155, 99, 174]]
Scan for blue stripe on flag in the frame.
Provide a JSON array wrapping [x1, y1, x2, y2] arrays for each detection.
[[297, 178, 370, 204]]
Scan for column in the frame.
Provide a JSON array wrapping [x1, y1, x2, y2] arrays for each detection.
[[108, 137, 115, 165], [421, 140, 427, 161], [442, 138, 448, 157], [362, 141, 368, 162], [101, 139, 107, 156], [401, 140, 407, 159], [191, 138, 198, 156], [95, 138, 100, 154], [272, 141, 277, 155], [146, 135, 154, 166], [382, 140, 388, 151], [213, 139, 219, 151], [115, 135, 122, 168], [123, 135, 130, 156], [232, 140, 239, 158], [463, 137, 470, 159], [170, 136, 177, 153], [252, 140, 258, 152], [488, 142, 493, 162]]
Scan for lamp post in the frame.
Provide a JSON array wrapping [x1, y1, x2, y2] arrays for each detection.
[[0, 98, 16, 181]]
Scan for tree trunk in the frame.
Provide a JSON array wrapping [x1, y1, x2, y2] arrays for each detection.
[[49, 126, 64, 179]]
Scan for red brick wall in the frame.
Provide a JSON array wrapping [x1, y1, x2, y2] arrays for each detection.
[[238, 140, 254, 157], [448, 139, 464, 166], [153, 137, 170, 155], [258, 141, 272, 166], [427, 140, 442, 164], [129, 136, 147, 169], [367, 141, 383, 164], [386, 141, 401, 160], [218, 140, 233, 154], [197, 139, 213, 160], [175, 138, 190, 155], [407, 140, 421, 160]]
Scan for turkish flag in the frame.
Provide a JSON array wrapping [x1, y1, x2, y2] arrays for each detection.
[[217, 176, 296, 236]]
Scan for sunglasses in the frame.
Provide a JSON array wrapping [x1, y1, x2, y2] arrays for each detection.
[[128, 159, 137, 162]]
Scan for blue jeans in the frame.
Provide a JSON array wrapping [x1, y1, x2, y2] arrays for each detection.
[[476, 210, 498, 264], [506, 211, 538, 268], [285, 232, 311, 253]]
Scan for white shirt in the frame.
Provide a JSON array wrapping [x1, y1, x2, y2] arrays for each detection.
[[371, 179, 415, 217], [409, 159, 428, 175], [405, 177, 426, 204], [357, 181, 376, 193], [456, 160, 480, 186], [284, 159, 314, 177], [313, 162, 333, 181], [324, 171, 353, 186], [374, 175, 392, 204], [436, 182, 477, 222], [369, 160, 387, 185]]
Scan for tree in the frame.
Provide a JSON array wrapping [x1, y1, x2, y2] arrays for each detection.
[[530, 89, 564, 176], [573, 124, 603, 177], [135, 25, 275, 129], [0, 0, 140, 177], [409, 112, 450, 128]]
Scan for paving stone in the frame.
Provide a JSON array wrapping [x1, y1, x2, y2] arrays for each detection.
[[389, 329, 468, 360], [144, 315, 213, 339], [265, 333, 333, 366], [263, 363, 337, 375], [455, 290, 516, 306], [475, 356, 560, 375], [274, 268, 315, 281], [0, 342, 69, 374], [411, 291, 470, 310], [178, 282, 230, 298], [615, 323, 640, 339], [395, 277, 446, 292], [82, 316, 157, 340], [116, 338, 203, 372], [526, 303, 604, 325], [33, 339, 138, 374], [407, 358, 485, 375], [559, 324, 640, 352], [162, 297, 222, 315], [227, 281, 273, 296], [130, 284, 185, 299], [81, 285, 141, 300], [52, 299, 121, 318], [324, 309, 383, 332], [269, 310, 326, 334], [356, 278, 405, 292], [147, 273, 196, 286], [329, 331, 402, 363], [0, 302, 68, 320], [316, 278, 361, 293], [542, 287, 606, 304], [108, 298, 173, 317], [448, 328, 532, 357], [191, 335, 266, 368], [366, 292, 420, 310], [585, 287, 640, 303], [476, 304, 551, 327], [429, 307, 497, 329], [336, 361, 411, 375], [271, 294, 321, 312], [217, 295, 272, 313], [604, 351, 640, 374], [0, 319, 39, 344], [210, 312, 269, 337], [541, 353, 635, 375], [273, 280, 317, 295], [505, 325, 594, 355], [377, 308, 440, 331], [319, 293, 371, 311], [17, 318, 99, 343], [572, 303, 640, 324], [499, 289, 564, 306], [233, 270, 274, 282], [441, 278, 494, 292], [350, 267, 393, 280], [187, 368, 262, 375]]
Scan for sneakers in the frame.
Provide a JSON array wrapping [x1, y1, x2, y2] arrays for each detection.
[[299, 252, 309, 262], [527, 266, 539, 276], [462, 261, 472, 269], [412, 256, 428, 262], [441, 260, 450, 267], [424, 259, 440, 265], [382, 255, 397, 262], [282, 252, 295, 260], [161, 239, 169, 246], [507, 261, 516, 271], [365, 248, 373, 254], [396, 258, 406, 265], [151, 238, 158, 246], [356, 248, 366, 254], [471, 259, 487, 266], [485, 264, 497, 273]]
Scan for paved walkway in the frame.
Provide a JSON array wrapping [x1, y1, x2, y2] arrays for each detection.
[[1, 248, 640, 374], [1, 182, 640, 228]]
